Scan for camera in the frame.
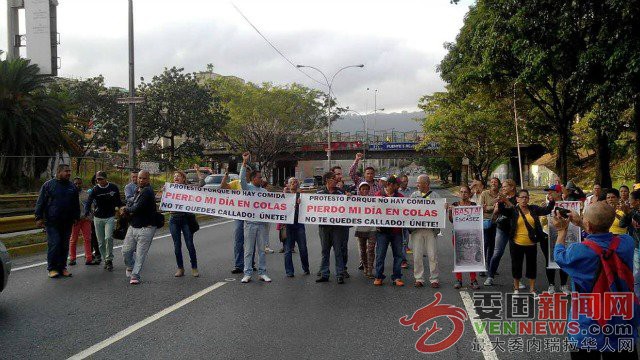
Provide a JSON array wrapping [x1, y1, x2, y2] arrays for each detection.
[[554, 207, 570, 219]]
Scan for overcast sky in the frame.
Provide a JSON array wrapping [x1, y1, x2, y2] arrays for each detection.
[[1, 0, 472, 113]]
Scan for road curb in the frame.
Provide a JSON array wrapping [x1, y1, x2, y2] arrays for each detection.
[[8, 242, 48, 257]]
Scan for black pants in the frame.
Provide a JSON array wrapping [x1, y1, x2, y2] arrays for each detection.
[[510, 242, 537, 280], [90, 220, 101, 260], [539, 234, 568, 286], [45, 221, 73, 272], [483, 223, 497, 271], [570, 347, 638, 360]]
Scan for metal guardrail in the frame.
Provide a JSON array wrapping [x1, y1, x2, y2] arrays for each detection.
[[0, 194, 38, 203]]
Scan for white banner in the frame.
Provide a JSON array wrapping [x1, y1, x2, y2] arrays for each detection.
[[547, 201, 582, 269], [159, 183, 297, 224], [297, 194, 446, 228], [25, 0, 53, 75], [452, 205, 486, 272]]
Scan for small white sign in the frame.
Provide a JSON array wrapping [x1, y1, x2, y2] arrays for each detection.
[[140, 161, 160, 174]]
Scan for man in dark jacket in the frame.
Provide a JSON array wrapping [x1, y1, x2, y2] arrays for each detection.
[[120, 170, 157, 285], [85, 171, 122, 271], [34, 164, 80, 279], [316, 171, 349, 284]]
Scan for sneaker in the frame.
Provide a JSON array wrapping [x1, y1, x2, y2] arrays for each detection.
[[547, 285, 556, 294], [303, 271, 310, 275], [454, 280, 462, 289], [191, 269, 200, 277], [231, 268, 243, 274], [105, 260, 113, 272], [61, 270, 72, 277], [316, 277, 329, 283], [68, 259, 77, 266], [94, 257, 102, 264], [484, 277, 494, 286], [130, 278, 140, 285], [414, 281, 424, 288], [400, 261, 408, 269], [286, 274, 294, 278], [561, 285, 571, 295], [430, 281, 440, 289], [259, 274, 272, 282], [241, 275, 251, 283], [174, 268, 185, 277], [125, 268, 133, 278], [393, 279, 405, 287], [470, 280, 480, 290], [264, 247, 275, 254], [373, 278, 383, 286], [48, 270, 60, 278], [518, 283, 527, 290], [85, 259, 99, 266], [342, 271, 350, 278], [337, 276, 345, 284], [358, 263, 364, 271]]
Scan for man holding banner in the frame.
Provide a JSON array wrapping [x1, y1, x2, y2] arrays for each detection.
[[410, 175, 442, 288], [373, 176, 405, 287], [239, 152, 272, 283], [315, 171, 348, 284]]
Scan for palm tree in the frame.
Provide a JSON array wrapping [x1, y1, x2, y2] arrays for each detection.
[[0, 52, 71, 187]]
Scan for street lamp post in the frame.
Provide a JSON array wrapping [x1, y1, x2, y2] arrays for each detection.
[[127, 0, 136, 170], [296, 64, 364, 169]]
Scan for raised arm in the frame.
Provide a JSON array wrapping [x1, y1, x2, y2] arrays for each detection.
[[349, 153, 364, 184], [239, 152, 250, 190]]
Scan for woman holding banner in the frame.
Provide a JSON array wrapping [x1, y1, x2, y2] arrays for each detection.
[[169, 171, 199, 278], [498, 189, 555, 295], [448, 185, 480, 290]]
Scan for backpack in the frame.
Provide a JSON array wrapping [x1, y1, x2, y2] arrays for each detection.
[[581, 236, 638, 326]]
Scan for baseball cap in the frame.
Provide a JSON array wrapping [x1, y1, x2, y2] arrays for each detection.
[[543, 184, 562, 193], [358, 182, 370, 190], [379, 176, 388, 182]]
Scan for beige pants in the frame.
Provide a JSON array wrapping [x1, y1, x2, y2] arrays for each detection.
[[411, 228, 439, 283]]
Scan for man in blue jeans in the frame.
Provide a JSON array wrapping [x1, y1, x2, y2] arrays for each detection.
[[373, 176, 405, 287], [35, 164, 80, 279], [316, 171, 348, 284], [284, 177, 309, 277]]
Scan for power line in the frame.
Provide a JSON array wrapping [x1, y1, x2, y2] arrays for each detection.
[[230, 2, 327, 88]]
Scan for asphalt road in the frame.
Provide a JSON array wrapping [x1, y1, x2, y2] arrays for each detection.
[[0, 188, 580, 360]]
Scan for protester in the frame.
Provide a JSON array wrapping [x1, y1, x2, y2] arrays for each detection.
[[221, 169, 255, 274], [410, 175, 441, 288], [372, 176, 405, 286], [316, 171, 348, 284], [620, 185, 631, 207], [448, 185, 480, 289], [563, 181, 586, 202], [349, 152, 381, 195], [398, 175, 413, 197], [539, 189, 570, 294], [398, 174, 413, 268], [378, 177, 388, 190], [239, 152, 271, 283], [169, 171, 199, 278], [554, 202, 640, 359], [585, 182, 602, 209], [355, 182, 376, 278], [85, 171, 123, 272], [606, 188, 628, 235], [124, 171, 138, 203], [620, 190, 640, 299], [121, 170, 157, 285], [283, 177, 309, 277], [498, 189, 555, 295], [88, 174, 101, 264], [479, 177, 501, 277], [332, 165, 351, 278], [470, 179, 484, 204], [68, 177, 97, 266], [484, 179, 518, 286], [34, 164, 80, 279]]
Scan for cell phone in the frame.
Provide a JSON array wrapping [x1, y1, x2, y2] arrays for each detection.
[[554, 207, 570, 218]]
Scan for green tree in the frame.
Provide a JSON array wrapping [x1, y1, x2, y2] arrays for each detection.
[[418, 90, 516, 183], [440, 0, 613, 183], [0, 55, 70, 186], [136, 67, 225, 165], [208, 77, 326, 179]]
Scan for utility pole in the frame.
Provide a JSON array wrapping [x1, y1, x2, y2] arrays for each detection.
[[127, 0, 136, 169]]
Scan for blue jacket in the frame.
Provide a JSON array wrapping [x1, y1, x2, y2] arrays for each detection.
[[554, 232, 640, 351], [34, 179, 80, 224]]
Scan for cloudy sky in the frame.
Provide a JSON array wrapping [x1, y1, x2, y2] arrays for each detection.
[[1, 0, 472, 113]]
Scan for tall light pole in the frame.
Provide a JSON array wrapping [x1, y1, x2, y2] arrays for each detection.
[[296, 64, 364, 169], [127, 0, 136, 169]]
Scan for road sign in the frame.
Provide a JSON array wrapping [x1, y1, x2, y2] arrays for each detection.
[[116, 97, 145, 104], [369, 142, 417, 151]]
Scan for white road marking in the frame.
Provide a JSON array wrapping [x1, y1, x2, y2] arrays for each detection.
[[67, 281, 227, 360], [12, 220, 234, 272], [460, 291, 499, 360]]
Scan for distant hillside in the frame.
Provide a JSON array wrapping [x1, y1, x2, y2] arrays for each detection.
[[333, 111, 424, 133]]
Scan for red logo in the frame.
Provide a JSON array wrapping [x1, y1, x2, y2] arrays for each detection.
[[399, 292, 468, 353]]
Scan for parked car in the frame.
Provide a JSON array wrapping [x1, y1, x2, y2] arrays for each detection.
[[0, 240, 11, 293], [300, 177, 318, 190], [202, 173, 240, 190], [185, 168, 212, 185]]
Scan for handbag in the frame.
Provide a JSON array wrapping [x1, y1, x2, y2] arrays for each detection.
[[154, 212, 165, 229], [517, 206, 544, 243], [483, 219, 493, 230], [187, 213, 200, 233]]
